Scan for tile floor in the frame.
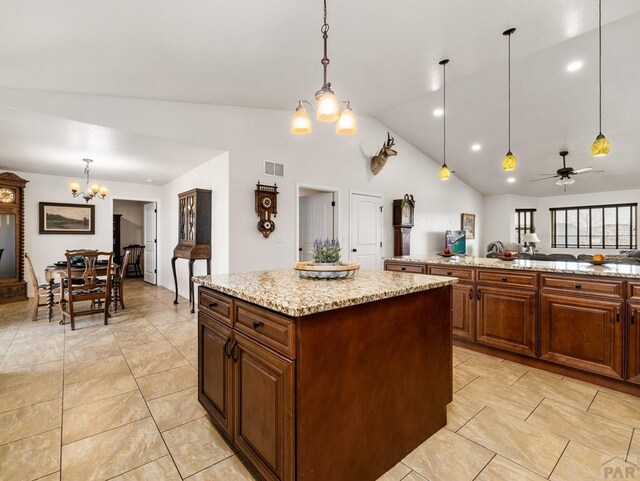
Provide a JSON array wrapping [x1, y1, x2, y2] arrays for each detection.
[[1, 280, 639, 480]]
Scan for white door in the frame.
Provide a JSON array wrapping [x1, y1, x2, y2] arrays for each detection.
[[143, 202, 157, 285], [299, 193, 336, 262], [350, 193, 383, 270]]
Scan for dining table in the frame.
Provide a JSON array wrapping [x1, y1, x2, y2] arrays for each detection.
[[44, 262, 120, 323]]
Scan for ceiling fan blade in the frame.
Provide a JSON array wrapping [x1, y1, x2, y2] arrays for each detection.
[[573, 167, 594, 174], [531, 176, 559, 183], [574, 169, 605, 175]]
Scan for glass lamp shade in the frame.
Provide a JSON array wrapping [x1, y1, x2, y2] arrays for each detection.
[[89, 183, 101, 194], [439, 164, 451, 181], [336, 107, 357, 135], [502, 151, 517, 171], [523, 233, 541, 243], [69, 181, 81, 193], [556, 177, 576, 186], [291, 107, 312, 135], [98, 186, 109, 197], [315, 90, 340, 122], [592, 133, 610, 157]]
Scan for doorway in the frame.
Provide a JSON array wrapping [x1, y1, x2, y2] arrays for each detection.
[[296, 184, 339, 262], [350, 192, 383, 270], [113, 199, 158, 285]]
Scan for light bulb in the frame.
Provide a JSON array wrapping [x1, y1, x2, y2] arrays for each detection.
[[69, 181, 81, 194], [99, 186, 109, 197], [291, 107, 312, 135], [315, 90, 339, 122], [336, 107, 357, 135], [502, 151, 517, 171], [592, 133, 610, 157], [439, 164, 451, 181], [555, 177, 575, 186], [89, 183, 100, 194]]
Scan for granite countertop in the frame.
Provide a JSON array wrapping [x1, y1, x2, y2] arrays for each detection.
[[193, 269, 457, 317], [385, 255, 640, 279]]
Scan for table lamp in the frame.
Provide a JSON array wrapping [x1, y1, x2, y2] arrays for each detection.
[[523, 233, 541, 253]]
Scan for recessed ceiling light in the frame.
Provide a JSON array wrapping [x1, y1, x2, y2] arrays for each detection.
[[566, 60, 583, 72], [146, 179, 155, 183], [471, 144, 482, 151], [507, 177, 517, 183], [433, 108, 444, 117]]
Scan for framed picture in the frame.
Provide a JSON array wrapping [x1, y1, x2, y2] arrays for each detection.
[[461, 213, 476, 240], [445, 230, 467, 255], [39, 202, 95, 234]]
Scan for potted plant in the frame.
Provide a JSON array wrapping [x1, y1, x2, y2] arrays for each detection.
[[312, 238, 341, 265]]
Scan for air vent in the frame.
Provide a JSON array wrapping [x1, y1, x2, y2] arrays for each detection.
[[264, 160, 285, 178]]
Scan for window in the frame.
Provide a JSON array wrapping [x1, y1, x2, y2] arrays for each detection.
[[515, 209, 536, 244], [550, 203, 637, 249]]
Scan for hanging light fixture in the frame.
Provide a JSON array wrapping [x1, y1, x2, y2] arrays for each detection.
[[438, 59, 451, 181], [592, 0, 610, 157], [290, 0, 356, 136], [68, 159, 108, 203], [502, 28, 517, 171]]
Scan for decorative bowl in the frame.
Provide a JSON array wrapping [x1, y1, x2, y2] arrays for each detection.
[[586, 259, 607, 266], [437, 252, 455, 258], [497, 256, 517, 262], [294, 262, 360, 280]]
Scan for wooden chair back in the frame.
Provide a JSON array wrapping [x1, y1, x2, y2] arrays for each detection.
[[64, 250, 113, 296], [24, 252, 40, 290], [123, 245, 144, 265], [120, 250, 131, 282]]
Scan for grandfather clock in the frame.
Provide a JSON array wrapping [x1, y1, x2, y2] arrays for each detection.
[[0, 172, 28, 303], [171, 188, 212, 313], [392, 194, 415, 257]]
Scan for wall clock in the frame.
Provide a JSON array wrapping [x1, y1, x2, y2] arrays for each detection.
[[392, 194, 415, 256], [255, 181, 278, 238], [0, 188, 15, 204]]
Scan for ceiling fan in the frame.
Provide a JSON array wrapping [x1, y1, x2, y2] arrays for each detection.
[[531, 151, 604, 190]]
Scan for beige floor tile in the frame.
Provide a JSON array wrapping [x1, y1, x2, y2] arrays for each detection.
[[1, 346, 64, 369], [112, 324, 165, 347], [402, 427, 494, 481], [6, 332, 64, 355], [162, 323, 197, 345], [0, 429, 61, 481], [453, 366, 478, 392], [446, 394, 484, 432], [64, 328, 116, 351], [185, 455, 257, 481], [452, 347, 475, 366], [151, 318, 193, 334], [457, 376, 543, 420], [137, 364, 197, 400], [62, 390, 150, 444], [629, 429, 639, 461], [0, 360, 63, 389], [375, 462, 411, 481], [64, 354, 130, 385], [109, 455, 181, 481], [514, 370, 597, 410], [475, 456, 547, 481], [147, 387, 206, 432], [123, 343, 189, 378], [36, 472, 60, 481], [0, 373, 62, 414], [459, 407, 568, 477], [163, 417, 235, 478], [456, 358, 528, 385], [0, 398, 61, 445], [61, 417, 167, 481], [64, 342, 121, 365], [174, 337, 198, 365], [527, 398, 633, 457], [401, 473, 428, 481], [589, 390, 640, 429], [63, 372, 138, 410], [550, 441, 636, 481]]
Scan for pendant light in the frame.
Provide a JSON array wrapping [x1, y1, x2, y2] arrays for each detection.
[[502, 28, 517, 171], [68, 159, 108, 203], [290, 0, 356, 136], [592, 0, 610, 157], [438, 59, 451, 181]]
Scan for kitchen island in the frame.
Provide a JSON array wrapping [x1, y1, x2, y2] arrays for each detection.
[[385, 255, 640, 396], [193, 270, 456, 481]]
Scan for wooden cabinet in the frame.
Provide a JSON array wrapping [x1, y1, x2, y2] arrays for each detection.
[[540, 293, 624, 379], [233, 333, 294, 481], [452, 284, 475, 341], [198, 313, 233, 437], [476, 286, 537, 357], [626, 303, 640, 384], [385, 262, 426, 274]]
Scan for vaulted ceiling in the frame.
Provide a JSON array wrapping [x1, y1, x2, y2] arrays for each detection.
[[0, 0, 639, 194]]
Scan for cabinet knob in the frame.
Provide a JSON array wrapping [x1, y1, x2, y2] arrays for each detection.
[[575, 284, 582, 289], [469, 289, 473, 300], [616, 306, 621, 323], [501, 277, 508, 282], [223, 338, 231, 358], [208, 302, 218, 309], [632, 310, 636, 325], [352, 248, 358, 252], [252, 321, 263, 330], [447, 271, 452, 276], [401, 267, 406, 271], [477, 289, 481, 301], [230, 340, 238, 362]]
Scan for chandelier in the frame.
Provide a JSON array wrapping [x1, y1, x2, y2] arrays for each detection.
[[290, 0, 356, 136], [68, 159, 108, 203]]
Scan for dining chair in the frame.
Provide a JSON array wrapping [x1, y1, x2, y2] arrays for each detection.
[[123, 244, 144, 278], [25, 253, 59, 321], [114, 250, 130, 311], [60, 249, 113, 330]]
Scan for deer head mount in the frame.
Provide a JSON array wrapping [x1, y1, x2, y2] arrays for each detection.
[[371, 132, 397, 175]]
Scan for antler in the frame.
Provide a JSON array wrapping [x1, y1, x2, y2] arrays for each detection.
[[386, 132, 395, 147]]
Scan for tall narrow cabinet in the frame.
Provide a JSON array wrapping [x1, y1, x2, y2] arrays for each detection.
[[0, 172, 28, 303]]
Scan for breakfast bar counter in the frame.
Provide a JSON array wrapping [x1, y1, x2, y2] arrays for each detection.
[[193, 270, 457, 481]]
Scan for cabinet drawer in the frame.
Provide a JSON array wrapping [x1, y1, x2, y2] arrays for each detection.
[[477, 269, 538, 289], [429, 266, 474, 283], [541, 275, 624, 299], [385, 262, 426, 274], [199, 288, 233, 326], [235, 301, 295, 358], [628, 282, 640, 301]]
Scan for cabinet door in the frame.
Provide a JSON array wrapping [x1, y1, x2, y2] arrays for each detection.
[[198, 315, 233, 437], [233, 333, 294, 481], [627, 303, 640, 384], [476, 286, 537, 356], [452, 284, 475, 341], [540, 293, 624, 379]]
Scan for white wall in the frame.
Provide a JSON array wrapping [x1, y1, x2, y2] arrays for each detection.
[[482, 189, 640, 255], [0, 89, 484, 273]]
